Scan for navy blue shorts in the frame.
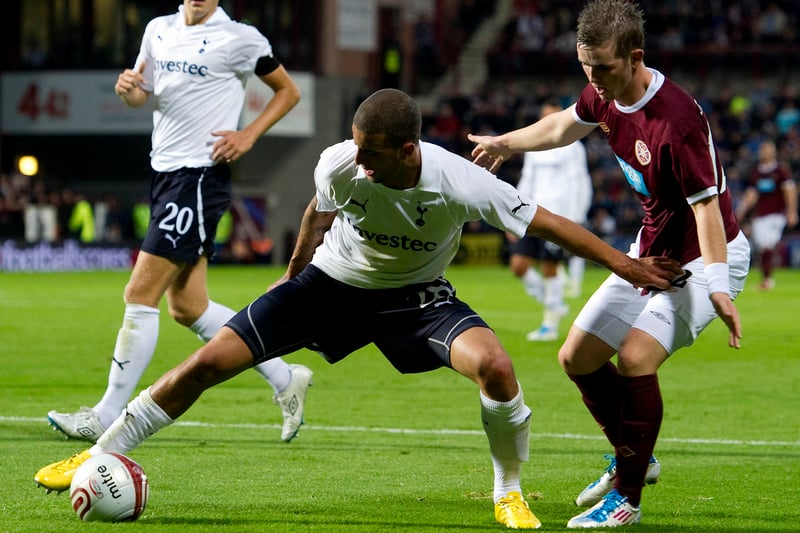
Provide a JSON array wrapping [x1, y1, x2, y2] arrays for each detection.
[[510, 235, 566, 262], [226, 265, 490, 374], [141, 165, 232, 264]]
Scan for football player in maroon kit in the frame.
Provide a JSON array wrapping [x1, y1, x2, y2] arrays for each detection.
[[468, 0, 750, 528], [736, 139, 798, 290]]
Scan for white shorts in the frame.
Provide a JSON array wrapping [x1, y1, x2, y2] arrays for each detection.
[[751, 213, 786, 252], [573, 231, 750, 354]]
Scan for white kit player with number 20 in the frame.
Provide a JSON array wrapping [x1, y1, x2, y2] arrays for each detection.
[[45, 0, 310, 446]]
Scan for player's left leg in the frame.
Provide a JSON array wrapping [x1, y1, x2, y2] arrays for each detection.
[[567, 255, 586, 298], [171, 259, 312, 442], [47, 252, 178, 440], [527, 257, 568, 341], [450, 327, 540, 529], [35, 328, 255, 493]]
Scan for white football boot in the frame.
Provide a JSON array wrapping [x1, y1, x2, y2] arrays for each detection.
[[47, 407, 106, 443], [575, 454, 661, 507], [274, 364, 313, 442]]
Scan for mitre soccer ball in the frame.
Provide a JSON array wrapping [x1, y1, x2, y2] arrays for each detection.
[[69, 452, 149, 522]]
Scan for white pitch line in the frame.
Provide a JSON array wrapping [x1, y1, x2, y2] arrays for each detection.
[[4, 416, 800, 447]]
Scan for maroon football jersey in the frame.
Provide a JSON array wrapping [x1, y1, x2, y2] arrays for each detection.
[[575, 69, 740, 264], [747, 161, 793, 217]]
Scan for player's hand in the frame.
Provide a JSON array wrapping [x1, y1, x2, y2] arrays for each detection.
[[467, 133, 512, 174], [211, 129, 256, 164], [267, 272, 290, 292], [710, 292, 742, 348], [115, 62, 145, 96], [629, 256, 685, 294]]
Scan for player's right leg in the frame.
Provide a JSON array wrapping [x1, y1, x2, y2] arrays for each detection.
[[175, 259, 314, 442], [449, 327, 541, 529], [48, 252, 181, 441], [36, 327, 255, 493]]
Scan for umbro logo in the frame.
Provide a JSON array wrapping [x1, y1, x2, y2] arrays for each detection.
[[649, 310, 671, 325], [285, 394, 299, 416]]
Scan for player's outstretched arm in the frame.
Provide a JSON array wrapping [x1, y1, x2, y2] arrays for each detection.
[[527, 206, 683, 291], [467, 107, 593, 173], [269, 196, 336, 291]]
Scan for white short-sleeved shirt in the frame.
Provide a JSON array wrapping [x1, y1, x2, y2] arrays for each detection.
[[518, 141, 592, 224], [311, 140, 538, 288], [135, 6, 273, 171]]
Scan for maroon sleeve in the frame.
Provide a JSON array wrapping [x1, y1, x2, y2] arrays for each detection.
[[672, 112, 724, 199], [574, 84, 600, 124]]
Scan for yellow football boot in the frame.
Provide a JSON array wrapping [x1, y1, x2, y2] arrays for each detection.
[[34, 449, 92, 493], [495, 491, 542, 529]]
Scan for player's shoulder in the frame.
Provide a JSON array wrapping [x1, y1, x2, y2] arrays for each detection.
[[144, 12, 179, 34], [778, 162, 794, 180], [419, 141, 498, 199], [657, 78, 701, 112], [420, 141, 471, 168], [420, 141, 482, 183], [318, 140, 357, 172], [648, 77, 709, 138], [214, 11, 268, 40]]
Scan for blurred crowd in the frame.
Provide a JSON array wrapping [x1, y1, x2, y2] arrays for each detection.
[[0, 172, 275, 264], [418, 76, 800, 243], [409, 0, 800, 246], [0, 173, 136, 243], [4, 73, 799, 253], [487, 0, 799, 79], [4, 0, 799, 258]]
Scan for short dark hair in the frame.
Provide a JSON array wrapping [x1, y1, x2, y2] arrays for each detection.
[[353, 88, 421, 147], [576, 0, 645, 59]]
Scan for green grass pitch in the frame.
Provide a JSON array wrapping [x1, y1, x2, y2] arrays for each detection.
[[1, 264, 798, 531]]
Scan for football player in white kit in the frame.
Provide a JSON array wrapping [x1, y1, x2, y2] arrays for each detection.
[[46, 0, 312, 444], [36, 88, 682, 529], [509, 101, 593, 341]]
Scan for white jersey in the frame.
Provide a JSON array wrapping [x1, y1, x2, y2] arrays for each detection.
[[135, 6, 273, 171], [518, 141, 592, 224], [312, 141, 539, 288]]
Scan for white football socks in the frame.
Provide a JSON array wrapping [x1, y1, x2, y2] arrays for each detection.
[[92, 387, 173, 455], [189, 300, 234, 343], [480, 385, 531, 502], [568, 256, 585, 295], [542, 276, 564, 313], [94, 303, 160, 428], [522, 268, 544, 301]]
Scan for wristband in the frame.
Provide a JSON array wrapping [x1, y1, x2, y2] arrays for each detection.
[[704, 262, 730, 296]]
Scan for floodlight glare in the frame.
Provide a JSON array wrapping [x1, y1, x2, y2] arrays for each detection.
[[18, 155, 39, 176]]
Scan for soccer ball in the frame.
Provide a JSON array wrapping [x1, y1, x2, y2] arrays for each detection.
[[69, 452, 149, 522]]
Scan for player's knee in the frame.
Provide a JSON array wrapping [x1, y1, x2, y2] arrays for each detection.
[[557, 344, 577, 373], [184, 348, 229, 388], [168, 302, 200, 327], [510, 263, 527, 277], [479, 349, 516, 385]]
